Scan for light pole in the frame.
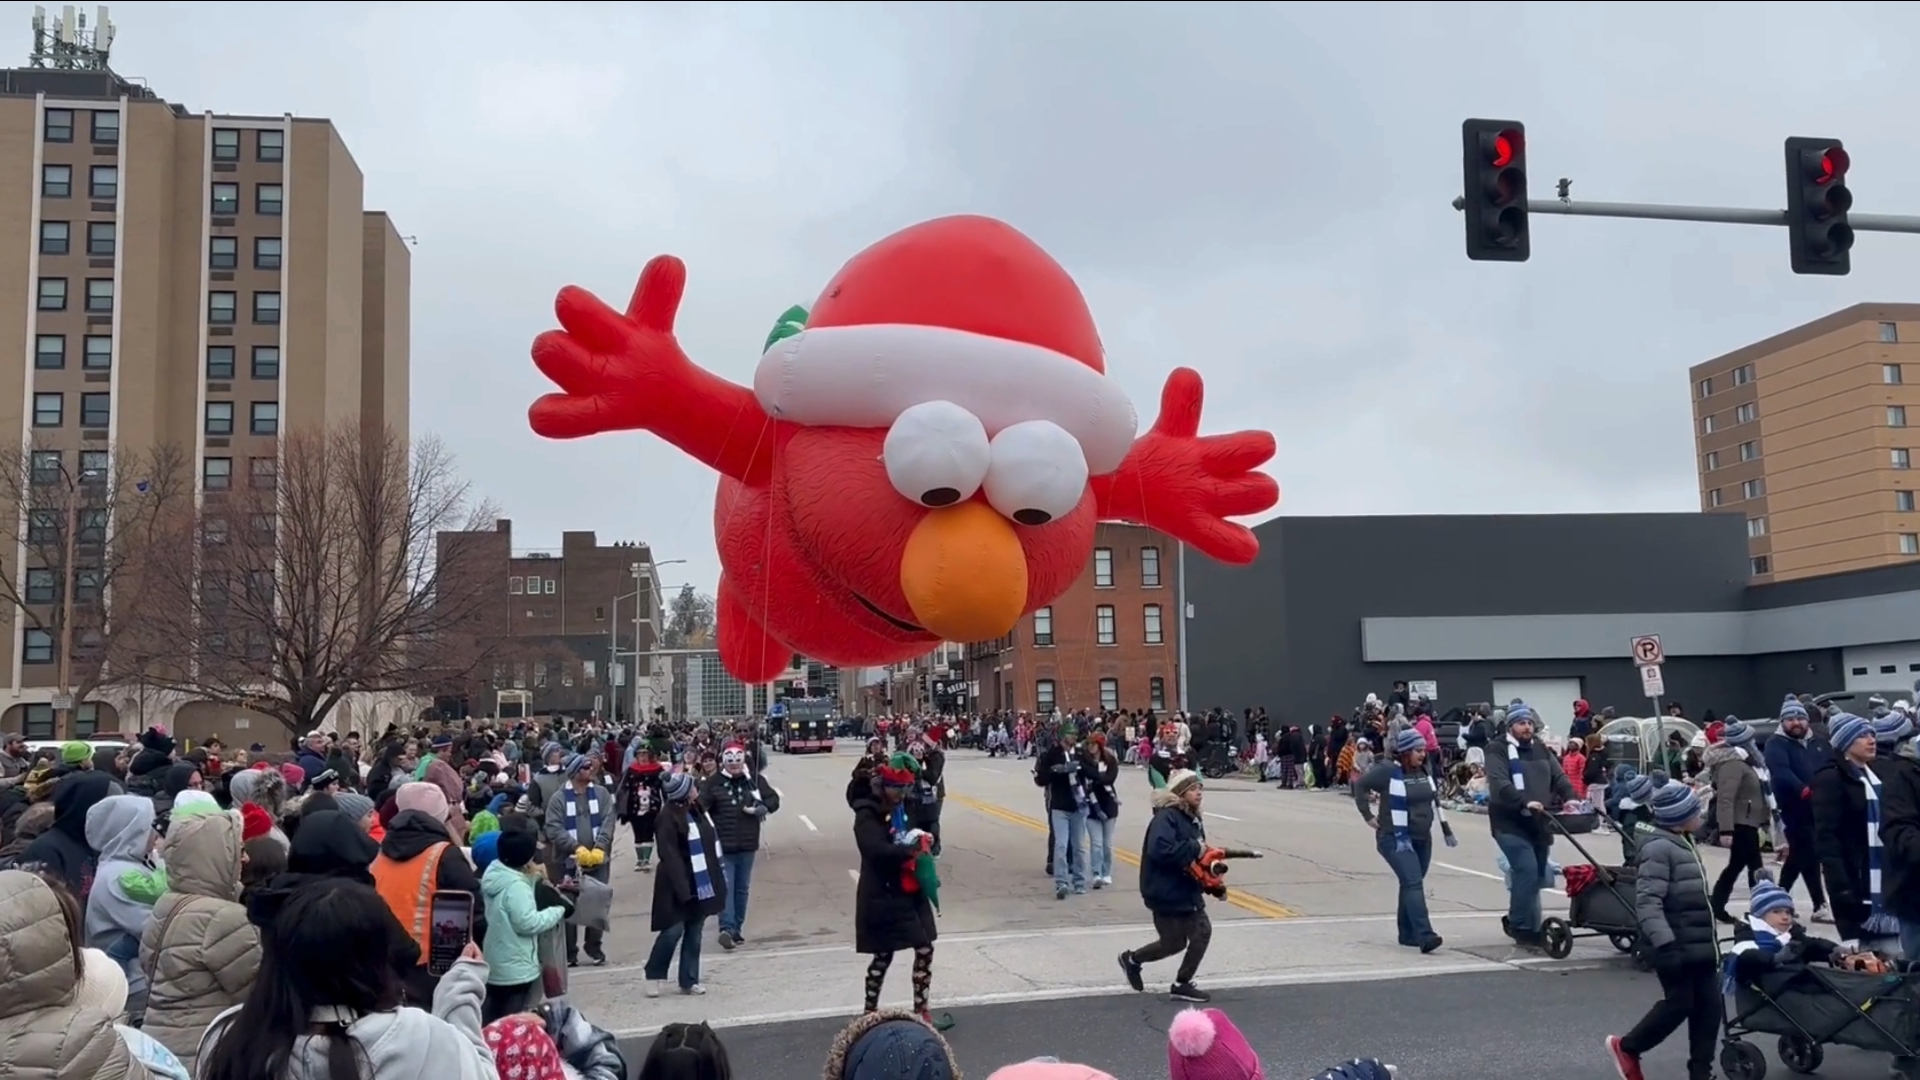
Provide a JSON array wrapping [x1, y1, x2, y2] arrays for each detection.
[[636, 559, 687, 724], [1176, 542, 1190, 714]]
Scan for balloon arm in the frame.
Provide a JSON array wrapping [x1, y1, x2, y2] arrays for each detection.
[[653, 366, 782, 486]]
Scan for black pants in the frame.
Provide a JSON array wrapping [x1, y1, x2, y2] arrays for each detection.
[[1130, 909, 1212, 986], [483, 979, 538, 1023], [1778, 823, 1827, 907], [1711, 824, 1765, 912], [1622, 960, 1720, 1079], [566, 922, 605, 960]]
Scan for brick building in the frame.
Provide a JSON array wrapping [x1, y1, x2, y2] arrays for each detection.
[[965, 524, 1181, 715], [435, 520, 665, 722]]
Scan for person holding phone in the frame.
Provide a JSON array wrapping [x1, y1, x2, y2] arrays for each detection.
[[480, 828, 565, 1021]]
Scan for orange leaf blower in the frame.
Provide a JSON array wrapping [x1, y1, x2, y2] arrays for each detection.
[[1188, 847, 1263, 897]]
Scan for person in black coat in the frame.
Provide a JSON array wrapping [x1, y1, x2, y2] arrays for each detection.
[[851, 754, 939, 1021], [644, 769, 726, 995], [1118, 769, 1213, 1003], [1877, 724, 1920, 956], [1810, 714, 1881, 943]]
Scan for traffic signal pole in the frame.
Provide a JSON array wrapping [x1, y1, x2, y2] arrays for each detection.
[[1452, 194, 1920, 234]]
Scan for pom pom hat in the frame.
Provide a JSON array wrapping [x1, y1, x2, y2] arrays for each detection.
[[1168, 1007, 1263, 1080], [1829, 713, 1873, 756], [1749, 880, 1795, 919]]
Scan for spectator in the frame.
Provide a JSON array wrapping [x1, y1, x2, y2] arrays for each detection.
[[139, 807, 260, 1071], [479, 827, 564, 1022], [0, 870, 151, 1078]]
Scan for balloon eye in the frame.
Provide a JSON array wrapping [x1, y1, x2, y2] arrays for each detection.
[[983, 421, 1089, 527], [1012, 509, 1052, 526], [882, 402, 991, 509]]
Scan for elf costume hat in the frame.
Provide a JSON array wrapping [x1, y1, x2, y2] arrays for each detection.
[[877, 752, 920, 788], [752, 215, 1139, 476]]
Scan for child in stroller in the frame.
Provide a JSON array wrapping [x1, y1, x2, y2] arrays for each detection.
[[1725, 880, 1883, 985]]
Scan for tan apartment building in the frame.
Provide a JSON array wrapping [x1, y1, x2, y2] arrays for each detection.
[[1691, 303, 1920, 583], [0, 61, 409, 738]]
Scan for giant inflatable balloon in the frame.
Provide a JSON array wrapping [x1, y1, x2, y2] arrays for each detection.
[[528, 215, 1280, 683]]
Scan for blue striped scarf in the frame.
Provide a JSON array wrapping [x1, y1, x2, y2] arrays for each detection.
[[687, 808, 716, 902], [1863, 766, 1897, 937], [1722, 914, 1788, 994], [1389, 766, 1413, 852]]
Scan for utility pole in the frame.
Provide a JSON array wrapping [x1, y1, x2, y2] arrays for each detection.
[[53, 484, 79, 738], [630, 561, 643, 728]]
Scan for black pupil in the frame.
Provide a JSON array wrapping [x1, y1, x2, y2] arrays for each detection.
[[921, 487, 961, 507], [1012, 509, 1052, 526]]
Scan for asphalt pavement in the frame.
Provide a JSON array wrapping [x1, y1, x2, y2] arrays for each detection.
[[616, 967, 1902, 1080]]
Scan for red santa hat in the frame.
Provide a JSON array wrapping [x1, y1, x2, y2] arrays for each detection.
[[753, 215, 1139, 477]]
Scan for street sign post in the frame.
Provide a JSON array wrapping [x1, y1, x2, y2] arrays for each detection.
[[1640, 663, 1666, 701], [1631, 635, 1664, 666]]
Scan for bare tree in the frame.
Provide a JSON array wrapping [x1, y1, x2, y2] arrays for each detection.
[[0, 440, 190, 735], [136, 424, 502, 738], [662, 584, 716, 649]]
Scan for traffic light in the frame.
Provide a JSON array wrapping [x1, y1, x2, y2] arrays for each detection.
[[1462, 118, 1530, 262], [1785, 136, 1853, 276]]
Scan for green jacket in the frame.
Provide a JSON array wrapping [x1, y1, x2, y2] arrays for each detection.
[[479, 859, 565, 986]]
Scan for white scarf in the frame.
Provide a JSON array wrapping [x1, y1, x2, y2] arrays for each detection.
[[1863, 767, 1897, 937], [1505, 734, 1528, 792], [1736, 746, 1779, 819]]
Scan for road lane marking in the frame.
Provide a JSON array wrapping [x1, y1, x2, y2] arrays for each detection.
[[799, 814, 819, 832], [1206, 812, 1242, 821], [1434, 860, 1568, 897], [947, 793, 1296, 919], [847, 868, 859, 883], [979, 767, 1004, 774]]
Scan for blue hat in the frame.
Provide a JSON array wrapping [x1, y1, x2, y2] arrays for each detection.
[[1874, 712, 1914, 746], [1392, 728, 1425, 755], [1612, 763, 1639, 786], [1616, 772, 1657, 806], [1779, 697, 1808, 721], [1829, 713, 1873, 755], [563, 753, 594, 777], [1651, 781, 1701, 828], [1748, 880, 1794, 919], [1507, 703, 1538, 726], [662, 770, 694, 803], [1722, 720, 1755, 747]]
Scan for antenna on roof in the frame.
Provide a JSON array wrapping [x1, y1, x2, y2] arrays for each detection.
[[29, 4, 116, 70]]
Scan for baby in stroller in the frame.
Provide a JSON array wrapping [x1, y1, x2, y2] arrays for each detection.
[[1724, 879, 1883, 987]]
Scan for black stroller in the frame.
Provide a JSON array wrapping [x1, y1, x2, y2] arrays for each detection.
[[1536, 810, 1650, 964], [1720, 962, 1920, 1080]]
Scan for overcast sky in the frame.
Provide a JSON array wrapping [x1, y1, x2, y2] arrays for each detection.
[[77, 2, 1920, 596]]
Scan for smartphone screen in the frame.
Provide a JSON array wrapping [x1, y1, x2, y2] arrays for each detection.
[[427, 890, 474, 977]]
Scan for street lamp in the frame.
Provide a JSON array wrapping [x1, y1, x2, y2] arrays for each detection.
[[635, 559, 686, 723], [607, 558, 688, 724]]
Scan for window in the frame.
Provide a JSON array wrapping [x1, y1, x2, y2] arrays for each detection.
[[43, 108, 73, 142], [209, 236, 237, 269], [543, 578, 556, 595], [1141, 545, 1162, 587], [1739, 440, 1760, 462], [25, 569, 56, 604], [250, 402, 279, 435], [249, 456, 276, 489], [1751, 555, 1771, 576], [82, 335, 111, 371], [1035, 679, 1056, 714], [1886, 364, 1905, 386], [1747, 517, 1767, 539], [257, 129, 284, 162], [30, 451, 60, 485], [77, 509, 105, 545], [1149, 676, 1166, 710], [203, 456, 232, 490], [1896, 449, 1913, 470], [509, 576, 524, 595], [37, 277, 67, 310], [1708, 488, 1724, 508], [1902, 534, 1920, 556], [206, 345, 235, 380], [208, 291, 236, 324], [41, 164, 70, 197], [19, 704, 53, 740], [1697, 377, 1713, 398], [256, 184, 283, 215], [79, 393, 109, 428], [527, 575, 544, 594], [23, 630, 53, 665], [1093, 546, 1114, 588], [32, 393, 63, 428], [251, 346, 280, 379], [252, 291, 281, 324], [1732, 364, 1754, 386], [35, 335, 65, 370], [1882, 322, 1900, 344], [1701, 413, 1717, 434], [79, 450, 107, 479], [1899, 491, 1916, 513], [204, 401, 234, 435], [1143, 603, 1164, 644], [210, 183, 238, 214], [39, 220, 69, 255], [212, 128, 240, 161], [86, 221, 114, 256], [90, 110, 119, 144], [254, 236, 281, 270], [74, 569, 101, 602], [1703, 451, 1719, 471], [1742, 478, 1765, 499], [1892, 406, 1910, 428], [1032, 606, 1053, 646], [1736, 402, 1758, 424], [1099, 678, 1119, 712], [84, 278, 112, 313], [89, 165, 116, 199], [582, 659, 597, 684], [1095, 604, 1116, 645]]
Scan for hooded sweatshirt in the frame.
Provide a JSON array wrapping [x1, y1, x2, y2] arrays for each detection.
[[83, 795, 158, 999], [139, 810, 260, 1069], [20, 771, 113, 900]]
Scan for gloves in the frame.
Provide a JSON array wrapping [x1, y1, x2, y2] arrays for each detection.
[[1204, 884, 1227, 900], [574, 848, 606, 870], [750, 804, 769, 818], [1651, 944, 1684, 974]]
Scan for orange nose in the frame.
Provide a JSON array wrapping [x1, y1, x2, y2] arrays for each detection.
[[900, 502, 1029, 642]]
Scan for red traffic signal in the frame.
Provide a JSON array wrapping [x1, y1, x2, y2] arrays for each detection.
[[1463, 119, 1530, 262], [1785, 136, 1853, 276], [1490, 130, 1521, 169]]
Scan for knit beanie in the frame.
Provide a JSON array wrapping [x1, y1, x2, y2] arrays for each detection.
[[1168, 1008, 1262, 1080], [1828, 713, 1873, 756], [170, 790, 222, 820], [468, 809, 500, 844], [662, 770, 694, 803], [238, 802, 274, 841], [395, 781, 450, 823], [1748, 880, 1794, 919], [1615, 772, 1656, 807], [823, 1011, 957, 1080], [1391, 728, 1424, 756], [1506, 703, 1537, 728], [497, 826, 538, 869], [1873, 712, 1914, 747], [1778, 697, 1808, 721], [333, 792, 375, 824], [564, 753, 593, 778], [1650, 781, 1701, 829], [60, 741, 91, 765], [988, 1064, 1115, 1080], [1167, 769, 1202, 797], [1721, 720, 1755, 747]]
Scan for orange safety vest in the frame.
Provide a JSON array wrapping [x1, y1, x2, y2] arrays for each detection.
[[370, 841, 447, 965]]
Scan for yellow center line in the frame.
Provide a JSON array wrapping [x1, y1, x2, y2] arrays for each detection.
[[947, 793, 1297, 919]]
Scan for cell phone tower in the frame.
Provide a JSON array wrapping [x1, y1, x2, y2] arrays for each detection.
[[28, 5, 116, 70]]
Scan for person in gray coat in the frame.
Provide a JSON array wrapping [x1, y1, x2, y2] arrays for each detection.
[[543, 754, 617, 967], [1707, 719, 1772, 922], [1607, 781, 1719, 1080], [1482, 703, 1577, 949], [1353, 728, 1444, 953]]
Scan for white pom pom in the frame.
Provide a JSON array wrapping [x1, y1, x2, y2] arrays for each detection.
[[1167, 1008, 1217, 1057]]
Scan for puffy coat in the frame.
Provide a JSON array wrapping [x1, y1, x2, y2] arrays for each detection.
[[699, 769, 779, 854], [1139, 789, 1207, 917], [848, 785, 934, 954], [1875, 741, 1920, 924], [1810, 749, 1875, 940], [1633, 827, 1718, 966], [0, 869, 149, 1079], [139, 810, 260, 1070], [478, 859, 563, 987], [1708, 745, 1771, 831]]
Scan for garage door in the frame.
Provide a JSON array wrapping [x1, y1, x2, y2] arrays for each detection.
[[1842, 641, 1920, 694], [1492, 678, 1584, 739]]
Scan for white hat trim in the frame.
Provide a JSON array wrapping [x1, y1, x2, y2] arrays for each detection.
[[753, 322, 1139, 475]]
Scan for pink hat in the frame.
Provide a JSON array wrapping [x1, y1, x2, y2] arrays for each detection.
[[395, 781, 451, 824], [1168, 1008, 1262, 1080], [278, 762, 306, 788], [987, 1064, 1116, 1080]]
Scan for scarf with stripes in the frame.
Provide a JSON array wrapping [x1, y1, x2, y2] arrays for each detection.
[[686, 806, 716, 902], [1862, 766, 1897, 937], [1722, 914, 1788, 994], [1737, 746, 1779, 819], [1388, 765, 1414, 853], [1506, 734, 1528, 792]]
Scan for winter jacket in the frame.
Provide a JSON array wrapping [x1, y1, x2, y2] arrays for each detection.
[[1633, 827, 1718, 966], [544, 1000, 627, 1080], [1353, 761, 1436, 839], [83, 795, 158, 1001], [910, 748, 946, 830], [478, 859, 564, 987], [376, 810, 486, 1005], [699, 769, 780, 854], [1728, 921, 1844, 982], [138, 811, 259, 1071], [1085, 749, 1121, 821], [1038, 745, 1085, 812], [1708, 745, 1771, 831], [650, 801, 728, 933], [1483, 735, 1578, 843], [848, 786, 934, 954], [1874, 740, 1920, 924], [0, 869, 150, 1080], [1138, 789, 1207, 917], [542, 782, 616, 864], [196, 956, 498, 1080], [527, 767, 568, 830], [20, 771, 113, 901], [1809, 749, 1875, 940], [1764, 730, 1826, 833]]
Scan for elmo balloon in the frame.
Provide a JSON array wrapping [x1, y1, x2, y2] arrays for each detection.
[[528, 215, 1279, 683]]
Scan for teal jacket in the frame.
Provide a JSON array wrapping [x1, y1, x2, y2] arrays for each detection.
[[480, 859, 565, 986]]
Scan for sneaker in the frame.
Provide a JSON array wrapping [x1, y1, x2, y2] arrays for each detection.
[[1056, 886, 1068, 900], [1101, 876, 1114, 887], [567, 956, 579, 968], [1812, 906, 1834, 924], [645, 981, 662, 998], [1072, 886, 1087, 895], [635, 859, 646, 872], [1091, 878, 1105, 890], [682, 983, 706, 996], [1604, 1035, 1644, 1080], [718, 930, 737, 951], [1420, 934, 1444, 955], [585, 950, 608, 968], [734, 932, 746, 944], [1169, 982, 1211, 1003], [1118, 951, 1144, 992]]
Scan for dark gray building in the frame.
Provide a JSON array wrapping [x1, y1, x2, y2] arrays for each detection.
[[1185, 513, 1920, 728]]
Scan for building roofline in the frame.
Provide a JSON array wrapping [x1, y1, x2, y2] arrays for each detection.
[[1688, 303, 1920, 376]]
